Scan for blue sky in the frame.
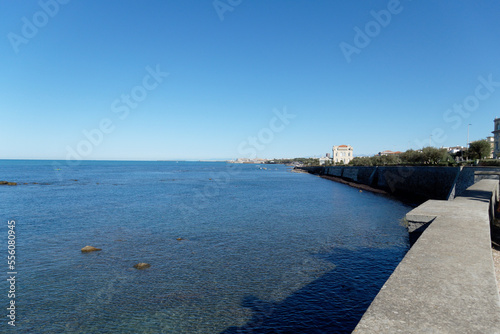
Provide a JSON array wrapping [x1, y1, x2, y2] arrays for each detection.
[[1, 0, 500, 160]]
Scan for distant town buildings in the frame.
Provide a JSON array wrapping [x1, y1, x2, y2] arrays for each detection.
[[229, 158, 269, 164], [443, 146, 466, 155], [377, 150, 402, 156], [319, 156, 331, 165], [332, 145, 353, 165]]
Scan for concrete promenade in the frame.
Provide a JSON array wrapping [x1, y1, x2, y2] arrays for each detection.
[[353, 179, 500, 333]]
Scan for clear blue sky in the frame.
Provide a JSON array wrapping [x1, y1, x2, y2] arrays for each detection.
[[1, 0, 500, 160]]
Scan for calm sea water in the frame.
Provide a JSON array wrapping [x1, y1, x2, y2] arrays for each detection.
[[0, 160, 411, 333]]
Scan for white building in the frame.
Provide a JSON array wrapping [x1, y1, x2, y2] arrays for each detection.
[[492, 118, 500, 158], [332, 145, 353, 165], [445, 146, 466, 154], [319, 156, 331, 165], [487, 136, 494, 158]]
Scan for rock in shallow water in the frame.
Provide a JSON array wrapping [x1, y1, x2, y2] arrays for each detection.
[[134, 263, 151, 269], [81, 245, 102, 252]]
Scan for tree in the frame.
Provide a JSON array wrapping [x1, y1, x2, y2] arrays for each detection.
[[350, 157, 373, 166], [420, 147, 450, 164], [467, 140, 491, 160], [399, 149, 421, 164], [348, 147, 454, 166], [381, 154, 402, 165]]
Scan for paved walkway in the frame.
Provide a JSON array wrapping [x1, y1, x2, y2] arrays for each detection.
[[492, 217, 500, 292], [354, 180, 500, 333], [494, 249, 500, 291]]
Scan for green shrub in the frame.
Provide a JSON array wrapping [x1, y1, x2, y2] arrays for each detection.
[[478, 159, 500, 167], [467, 140, 492, 160], [349, 147, 454, 166]]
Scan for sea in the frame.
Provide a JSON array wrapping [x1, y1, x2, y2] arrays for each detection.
[[0, 160, 412, 333]]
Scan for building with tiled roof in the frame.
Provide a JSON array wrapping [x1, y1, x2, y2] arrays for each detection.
[[332, 145, 353, 165]]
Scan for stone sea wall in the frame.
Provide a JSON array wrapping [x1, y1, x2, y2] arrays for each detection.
[[298, 165, 500, 201]]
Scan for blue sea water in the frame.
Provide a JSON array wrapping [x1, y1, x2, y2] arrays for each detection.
[[0, 160, 411, 333]]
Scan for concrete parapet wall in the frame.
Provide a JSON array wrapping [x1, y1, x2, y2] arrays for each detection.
[[454, 167, 500, 197], [353, 179, 500, 333]]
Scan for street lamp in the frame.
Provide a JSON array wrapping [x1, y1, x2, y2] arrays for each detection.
[[466, 124, 472, 161], [467, 124, 471, 148]]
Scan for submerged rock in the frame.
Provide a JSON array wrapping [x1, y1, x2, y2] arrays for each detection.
[[81, 245, 102, 252], [133, 263, 151, 269], [0, 181, 17, 186]]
